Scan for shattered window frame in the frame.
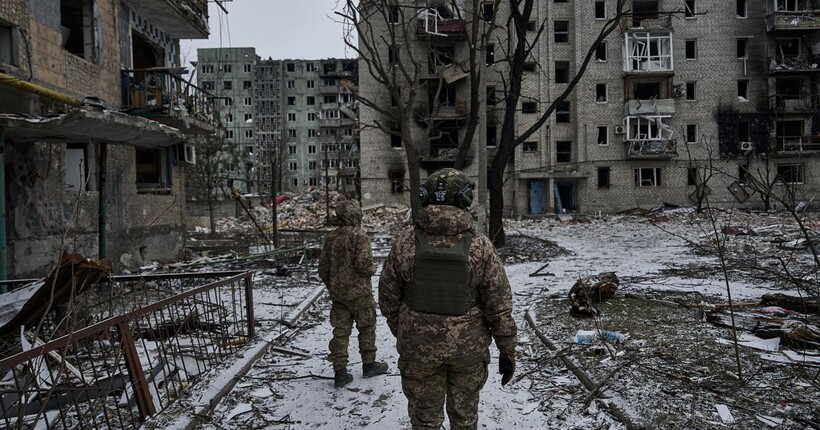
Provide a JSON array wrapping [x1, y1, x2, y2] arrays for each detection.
[[776, 163, 804, 184], [634, 167, 662, 187], [597, 166, 611, 188]]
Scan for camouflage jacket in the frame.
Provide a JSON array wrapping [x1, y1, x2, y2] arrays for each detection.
[[318, 201, 376, 302], [378, 205, 517, 364]]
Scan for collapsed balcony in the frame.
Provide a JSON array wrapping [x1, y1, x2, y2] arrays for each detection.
[[121, 68, 217, 135], [768, 55, 820, 74], [416, 9, 466, 37], [623, 115, 677, 159], [121, 0, 209, 39]]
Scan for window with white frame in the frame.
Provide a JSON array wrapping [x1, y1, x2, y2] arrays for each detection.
[[244, 64, 252, 73], [307, 80, 315, 88], [288, 129, 296, 138], [308, 145, 317, 154], [225, 130, 234, 139], [244, 130, 253, 139], [244, 97, 252, 106], [306, 63, 316, 72], [308, 129, 317, 137], [287, 113, 296, 121], [288, 145, 297, 155], [288, 161, 298, 171], [226, 113, 233, 123], [287, 80, 295, 89], [244, 113, 253, 122], [634, 167, 662, 187], [309, 161, 317, 170], [624, 115, 673, 141], [624, 32, 673, 72], [308, 112, 317, 121]]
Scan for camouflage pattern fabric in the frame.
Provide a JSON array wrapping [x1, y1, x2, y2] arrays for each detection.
[[379, 204, 517, 364], [319, 201, 376, 302], [379, 204, 517, 427], [398, 357, 488, 430], [327, 295, 377, 369], [319, 201, 379, 368]]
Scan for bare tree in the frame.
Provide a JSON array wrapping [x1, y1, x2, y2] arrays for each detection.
[[339, 0, 498, 219], [185, 131, 241, 235], [488, 0, 629, 247]]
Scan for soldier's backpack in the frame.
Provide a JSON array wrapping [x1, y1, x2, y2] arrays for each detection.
[[410, 229, 476, 315]]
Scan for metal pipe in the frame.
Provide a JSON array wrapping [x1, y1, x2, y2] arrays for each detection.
[[0, 127, 6, 285], [99, 143, 107, 259], [0, 72, 82, 106]]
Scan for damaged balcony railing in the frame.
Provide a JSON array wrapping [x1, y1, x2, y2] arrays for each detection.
[[626, 139, 677, 158], [0, 271, 254, 429], [121, 68, 217, 135], [776, 135, 820, 153], [766, 11, 820, 32]]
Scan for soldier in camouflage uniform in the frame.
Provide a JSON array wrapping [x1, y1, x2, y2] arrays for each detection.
[[379, 168, 517, 430], [318, 201, 389, 388]]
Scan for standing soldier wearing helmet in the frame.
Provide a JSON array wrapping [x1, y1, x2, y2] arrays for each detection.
[[379, 168, 517, 430], [319, 200, 390, 388]]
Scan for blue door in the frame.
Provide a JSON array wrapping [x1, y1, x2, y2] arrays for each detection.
[[529, 180, 544, 214]]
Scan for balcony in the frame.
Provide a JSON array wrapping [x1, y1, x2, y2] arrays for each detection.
[[321, 102, 340, 110], [768, 56, 820, 74], [320, 118, 341, 127], [769, 94, 820, 112], [765, 11, 820, 32], [121, 68, 217, 135], [320, 85, 339, 94], [414, 101, 468, 121], [625, 139, 677, 159], [416, 13, 466, 37], [623, 32, 674, 74], [121, 0, 209, 39], [621, 13, 673, 31], [774, 135, 820, 154], [623, 99, 676, 116]]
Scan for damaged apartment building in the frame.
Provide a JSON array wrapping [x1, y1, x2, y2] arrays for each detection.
[[358, 0, 820, 215], [0, 0, 216, 279], [196, 49, 360, 197]]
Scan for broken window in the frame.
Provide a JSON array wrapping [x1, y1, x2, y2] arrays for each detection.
[[226, 130, 234, 139], [307, 96, 315, 105], [556, 141, 572, 163], [625, 32, 673, 72], [777, 163, 804, 184], [737, 119, 750, 143], [527, 20, 537, 31], [286, 63, 295, 72], [135, 148, 168, 191], [685, 0, 696, 18], [287, 96, 296, 106], [0, 21, 16, 66], [685, 81, 696, 100], [596, 42, 607, 61], [737, 0, 747, 17], [556, 101, 570, 123], [486, 44, 495, 65], [486, 86, 497, 106], [633, 82, 660, 99], [523, 62, 537, 72], [737, 80, 749, 101], [776, 78, 802, 99], [288, 161, 297, 171], [388, 4, 400, 23], [61, 0, 97, 61], [624, 115, 673, 141], [685, 40, 697, 60], [287, 129, 296, 138], [634, 167, 661, 187], [595, 1, 606, 19], [597, 167, 611, 188], [202, 64, 214, 74], [244, 97, 252, 106], [324, 95, 337, 104], [686, 124, 698, 143], [596, 83, 607, 102], [687, 168, 699, 186], [555, 61, 570, 83], [632, 0, 659, 25], [487, 125, 497, 147], [244, 63, 251, 73], [202, 81, 214, 91], [738, 164, 751, 183], [776, 120, 804, 147], [390, 170, 405, 193], [554, 21, 569, 43], [65, 144, 89, 191], [775, 39, 800, 60], [482, 2, 494, 21], [307, 80, 315, 89], [522, 101, 537, 113], [245, 130, 254, 139], [428, 45, 454, 74], [390, 123, 402, 148], [288, 145, 297, 155], [388, 45, 399, 65], [597, 126, 608, 145], [737, 38, 748, 58], [306, 63, 316, 72], [522, 141, 538, 152], [224, 98, 233, 106], [774, 0, 807, 12]]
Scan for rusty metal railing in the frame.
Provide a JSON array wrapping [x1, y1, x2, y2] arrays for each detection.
[[0, 271, 254, 429]]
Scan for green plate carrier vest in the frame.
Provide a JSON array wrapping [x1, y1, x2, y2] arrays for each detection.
[[411, 228, 476, 316]]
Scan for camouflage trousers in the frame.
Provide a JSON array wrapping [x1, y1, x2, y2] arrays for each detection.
[[327, 296, 377, 369], [398, 357, 489, 430]]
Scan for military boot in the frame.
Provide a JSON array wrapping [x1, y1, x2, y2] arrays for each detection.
[[362, 361, 389, 378], [334, 368, 353, 388]]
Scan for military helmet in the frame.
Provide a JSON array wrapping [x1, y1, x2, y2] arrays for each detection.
[[418, 168, 475, 209]]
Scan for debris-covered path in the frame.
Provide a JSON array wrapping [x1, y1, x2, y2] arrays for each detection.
[[152, 209, 819, 429]]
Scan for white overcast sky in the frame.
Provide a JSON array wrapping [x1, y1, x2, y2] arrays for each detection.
[[179, 0, 352, 66]]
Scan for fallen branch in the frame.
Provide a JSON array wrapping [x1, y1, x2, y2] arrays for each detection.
[[524, 309, 646, 430]]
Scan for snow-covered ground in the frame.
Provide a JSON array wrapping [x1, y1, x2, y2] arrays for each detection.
[[149, 210, 819, 429]]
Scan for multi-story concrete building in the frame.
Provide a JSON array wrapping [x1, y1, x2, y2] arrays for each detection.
[[198, 51, 360, 196], [358, 0, 820, 215], [196, 47, 260, 192], [0, 0, 215, 278]]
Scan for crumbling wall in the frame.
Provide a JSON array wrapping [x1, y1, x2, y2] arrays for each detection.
[[716, 107, 770, 157]]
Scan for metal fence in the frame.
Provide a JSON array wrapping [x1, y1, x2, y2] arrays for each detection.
[[0, 271, 254, 429]]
